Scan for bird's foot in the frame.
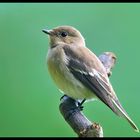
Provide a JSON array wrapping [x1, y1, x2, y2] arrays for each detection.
[[77, 99, 86, 111]]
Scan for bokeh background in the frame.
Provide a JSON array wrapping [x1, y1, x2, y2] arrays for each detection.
[[0, 3, 140, 137]]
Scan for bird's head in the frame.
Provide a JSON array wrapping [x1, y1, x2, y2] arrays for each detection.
[[42, 25, 85, 48]]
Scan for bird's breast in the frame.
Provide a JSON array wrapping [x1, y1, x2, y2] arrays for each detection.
[[46, 47, 95, 100]]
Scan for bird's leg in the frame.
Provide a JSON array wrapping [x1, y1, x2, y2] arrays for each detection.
[[78, 99, 86, 111], [60, 95, 86, 111]]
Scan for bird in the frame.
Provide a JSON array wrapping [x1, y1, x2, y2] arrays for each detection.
[[42, 25, 139, 132]]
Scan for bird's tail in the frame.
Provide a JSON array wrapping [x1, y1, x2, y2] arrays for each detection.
[[111, 98, 139, 132]]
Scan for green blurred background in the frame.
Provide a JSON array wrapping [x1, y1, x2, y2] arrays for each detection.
[[0, 3, 140, 137]]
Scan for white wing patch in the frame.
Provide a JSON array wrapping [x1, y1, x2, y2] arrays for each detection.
[[71, 67, 112, 97], [71, 68, 88, 75], [71, 67, 111, 96]]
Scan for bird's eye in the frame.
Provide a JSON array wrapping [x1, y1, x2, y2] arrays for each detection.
[[60, 31, 68, 37]]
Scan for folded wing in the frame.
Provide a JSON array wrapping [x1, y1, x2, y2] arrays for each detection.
[[63, 46, 139, 131]]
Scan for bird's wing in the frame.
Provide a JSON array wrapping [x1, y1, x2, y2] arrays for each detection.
[[63, 46, 119, 113], [63, 46, 131, 115], [68, 60, 119, 114], [63, 46, 139, 131]]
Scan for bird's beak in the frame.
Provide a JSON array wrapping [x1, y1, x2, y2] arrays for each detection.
[[42, 29, 52, 35]]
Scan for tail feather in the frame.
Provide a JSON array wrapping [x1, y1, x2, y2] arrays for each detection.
[[112, 99, 139, 132]]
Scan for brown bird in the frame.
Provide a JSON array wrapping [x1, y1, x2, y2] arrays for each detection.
[[42, 25, 139, 132]]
